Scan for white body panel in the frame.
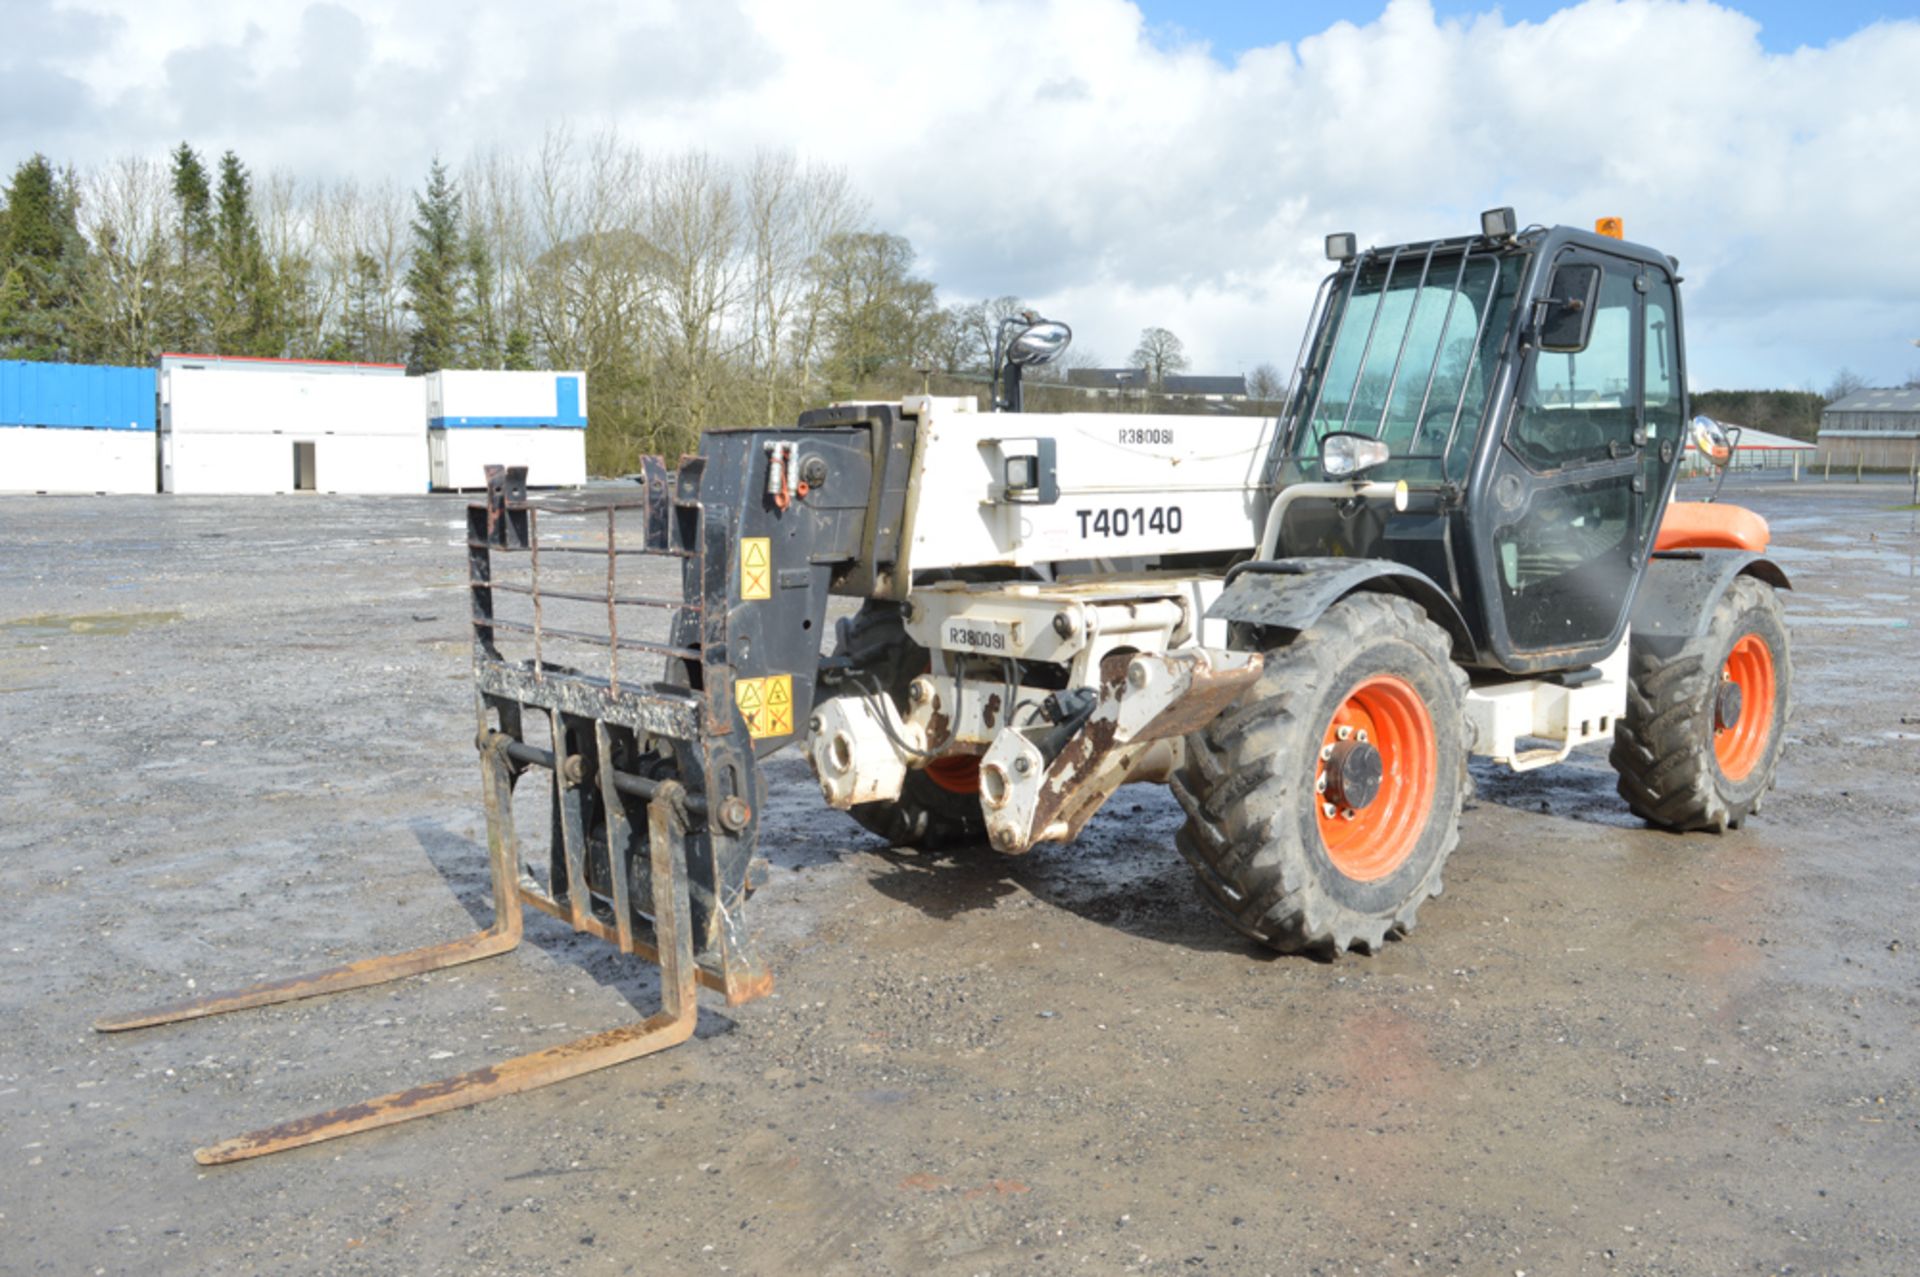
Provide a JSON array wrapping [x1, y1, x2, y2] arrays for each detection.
[[897, 396, 1273, 572], [426, 370, 588, 425], [429, 427, 587, 490], [1464, 637, 1631, 771], [163, 432, 424, 495], [0, 427, 156, 494], [163, 366, 424, 438]]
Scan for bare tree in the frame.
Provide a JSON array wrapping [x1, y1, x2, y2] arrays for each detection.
[[309, 177, 411, 363], [929, 304, 975, 375], [1130, 326, 1189, 389], [646, 150, 745, 445], [785, 163, 865, 399], [464, 147, 534, 367], [76, 156, 176, 364], [522, 128, 666, 468], [1246, 361, 1285, 401], [1825, 367, 1869, 401], [257, 170, 325, 358], [956, 295, 1026, 373]]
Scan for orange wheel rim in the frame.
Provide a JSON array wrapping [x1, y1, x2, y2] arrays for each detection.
[[1315, 675, 1437, 882], [924, 753, 982, 795], [1714, 633, 1774, 782]]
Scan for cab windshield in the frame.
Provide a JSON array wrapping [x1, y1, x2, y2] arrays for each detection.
[[1282, 249, 1523, 484]]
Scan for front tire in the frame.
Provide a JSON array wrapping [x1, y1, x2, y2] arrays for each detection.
[[1172, 594, 1468, 954], [1610, 573, 1792, 832]]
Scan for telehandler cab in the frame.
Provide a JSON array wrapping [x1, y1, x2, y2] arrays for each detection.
[[103, 210, 1791, 1161]]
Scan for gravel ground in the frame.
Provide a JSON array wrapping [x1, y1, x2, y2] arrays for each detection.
[[0, 474, 1915, 1276]]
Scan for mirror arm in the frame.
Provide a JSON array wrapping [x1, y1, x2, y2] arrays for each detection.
[[1707, 425, 1741, 503]]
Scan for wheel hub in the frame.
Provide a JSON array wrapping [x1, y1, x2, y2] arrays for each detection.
[[1714, 679, 1743, 732], [1323, 740, 1384, 811]]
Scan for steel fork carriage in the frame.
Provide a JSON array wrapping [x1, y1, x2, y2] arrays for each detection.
[[98, 463, 770, 1164]]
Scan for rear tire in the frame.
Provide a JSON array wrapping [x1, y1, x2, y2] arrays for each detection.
[[822, 602, 987, 851], [1172, 594, 1468, 955], [1610, 573, 1791, 832]]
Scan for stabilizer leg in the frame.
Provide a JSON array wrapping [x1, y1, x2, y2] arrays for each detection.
[[191, 790, 700, 1165]]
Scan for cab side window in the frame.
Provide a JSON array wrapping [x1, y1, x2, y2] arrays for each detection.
[[1509, 267, 1637, 472], [1640, 276, 1683, 536]]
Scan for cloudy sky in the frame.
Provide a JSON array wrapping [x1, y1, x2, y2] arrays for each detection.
[[6, 0, 1918, 390]]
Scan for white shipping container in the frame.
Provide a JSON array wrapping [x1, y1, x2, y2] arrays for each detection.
[[428, 427, 587, 490], [164, 366, 424, 438], [164, 432, 425, 495], [426, 370, 587, 427], [0, 426, 157, 494]]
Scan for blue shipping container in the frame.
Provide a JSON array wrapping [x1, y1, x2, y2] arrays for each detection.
[[0, 361, 157, 431]]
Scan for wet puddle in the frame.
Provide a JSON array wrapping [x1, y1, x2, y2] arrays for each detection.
[[1, 610, 184, 642]]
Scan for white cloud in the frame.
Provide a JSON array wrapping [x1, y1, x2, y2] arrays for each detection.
[[6, 0, 1918, 387]]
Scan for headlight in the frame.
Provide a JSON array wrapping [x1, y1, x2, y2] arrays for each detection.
[[1320, 432, 1392, 479]]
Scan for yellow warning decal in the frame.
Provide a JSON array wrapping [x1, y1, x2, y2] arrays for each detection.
[[740, 537, 771, 600], [734, 673, 793, 739]]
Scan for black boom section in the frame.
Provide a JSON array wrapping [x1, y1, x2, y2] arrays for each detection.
[[686, 414, 908, 759]]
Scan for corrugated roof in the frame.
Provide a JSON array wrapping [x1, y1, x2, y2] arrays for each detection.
[[1825, 387, 1920, 413], [1689, 424, 1814, 451]]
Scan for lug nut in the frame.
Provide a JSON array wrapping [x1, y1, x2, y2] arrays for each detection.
[[1355, 729, 1368, 743], [1341, 807, 1356, 820], [1320, 744, 1335, 760], [1336, 725, 1353, 741], [1322, 802, 1337, 818], [1315, 774, 1327, 793]]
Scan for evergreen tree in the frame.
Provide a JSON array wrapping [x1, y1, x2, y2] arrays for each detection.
[[335, 250, 396, 363], [466, 224, 502, 367], [404, 158, 470, 373], [503, 326, 534, 371], [211, 151, 285, 356], [0, 154, 90, 361], [165, 143, 215, 352]]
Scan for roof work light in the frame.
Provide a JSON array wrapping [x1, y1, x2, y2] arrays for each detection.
[[1595, 216, 1624, 239]]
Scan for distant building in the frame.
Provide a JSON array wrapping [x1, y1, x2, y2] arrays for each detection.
[[1162, 374, 1247, 401], [1065, 368, 1248, 401], [1681, 423, 1814, 475], [1066, 367, 1151, 392], [1816, 387, 1920, 470], [0, 360, 156, 494]]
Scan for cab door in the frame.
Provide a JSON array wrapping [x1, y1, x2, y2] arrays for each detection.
[[1473, 246, 1662, 671]]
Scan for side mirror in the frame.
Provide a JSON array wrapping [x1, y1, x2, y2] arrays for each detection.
[[1006, 319, 1072, 367], [1690, 415, 1734, 468], [1536, 262, 1600, 352], [995, 314, 1073, 413]]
